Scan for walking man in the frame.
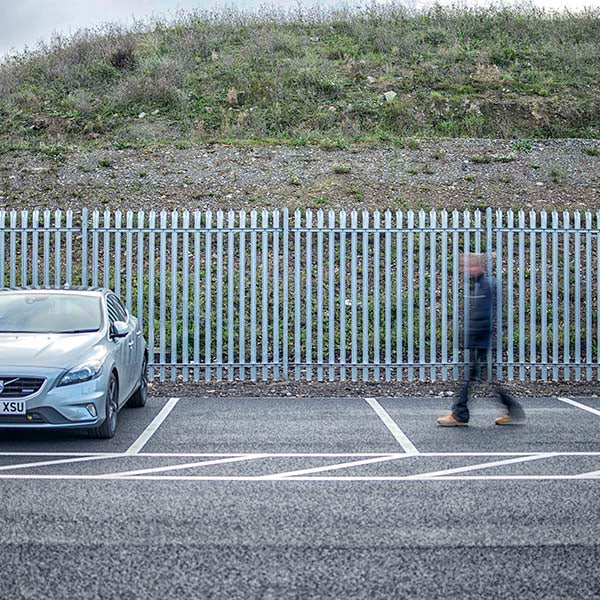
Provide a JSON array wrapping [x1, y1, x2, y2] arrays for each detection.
[[437, 253, 525, 426]]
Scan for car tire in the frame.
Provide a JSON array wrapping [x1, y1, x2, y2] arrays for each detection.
[[90, 373, 118, 439], [127, 356, 148, 408]]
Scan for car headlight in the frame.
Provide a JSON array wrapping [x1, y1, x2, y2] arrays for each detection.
[[58, 361, 104, 387]]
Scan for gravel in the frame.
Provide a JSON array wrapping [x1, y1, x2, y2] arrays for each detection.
[[1, 138, 599, 212], [148, 379, 600, 399]]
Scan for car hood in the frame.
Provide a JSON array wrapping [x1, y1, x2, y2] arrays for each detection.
[[0, 332, 106, 370]]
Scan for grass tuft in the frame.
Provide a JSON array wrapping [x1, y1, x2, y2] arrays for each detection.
[[470, 155, 515, 164], [333, 165, 352, 174]]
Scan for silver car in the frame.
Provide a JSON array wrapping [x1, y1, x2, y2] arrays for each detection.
[[0, 288, 148, 438]]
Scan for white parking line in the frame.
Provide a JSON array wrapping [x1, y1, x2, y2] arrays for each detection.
[[0, 473, 596, 481], [125, 397, 180, 455], [260, 454, 413, 480], [0, 451, 600, 458], [102, 454, 265, 478], [575, 469, 600, 479], [557, 397, 600, 417], [0, 454, 120, 472], [365, 397, 419, 454], [406, 453, 557, 479]]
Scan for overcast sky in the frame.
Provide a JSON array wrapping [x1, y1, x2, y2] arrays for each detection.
[[1, 0, 598, 57]]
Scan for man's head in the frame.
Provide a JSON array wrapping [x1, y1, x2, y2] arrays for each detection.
[[460, 253, 487, 278]]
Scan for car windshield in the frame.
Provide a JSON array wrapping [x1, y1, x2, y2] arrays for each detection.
[[0, 293, 102, 334]]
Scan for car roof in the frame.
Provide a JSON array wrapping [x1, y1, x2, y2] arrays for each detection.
[[0, 286, 110, 297]]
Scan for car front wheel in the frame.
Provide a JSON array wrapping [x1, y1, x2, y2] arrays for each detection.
[[90, 373, 118, 439]]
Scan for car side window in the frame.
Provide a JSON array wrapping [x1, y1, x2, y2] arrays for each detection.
[[114, 296, 129, 321], [106, 298, 119, 326], [106, 295, 126, 324]]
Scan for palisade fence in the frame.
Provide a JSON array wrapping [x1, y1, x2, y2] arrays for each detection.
[[0, 207, 598, 383]]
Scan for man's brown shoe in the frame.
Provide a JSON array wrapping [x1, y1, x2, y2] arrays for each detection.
[[495, 415, 513, 425], [437, 413, 468, 427], [495, 414, 525, 425]]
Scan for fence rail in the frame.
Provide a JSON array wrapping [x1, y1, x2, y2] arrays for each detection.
[[0, 207, 597, 383]]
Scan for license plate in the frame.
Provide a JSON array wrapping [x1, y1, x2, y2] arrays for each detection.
[[0, 400, 26, 415]]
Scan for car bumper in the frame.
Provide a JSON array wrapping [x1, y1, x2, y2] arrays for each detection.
[[0, 377, 107, 429]]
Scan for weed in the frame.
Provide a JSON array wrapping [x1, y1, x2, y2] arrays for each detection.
[[470, 156, 492, 164], [349, 187, 364, 201], [113, 141, 137, 150], [333, 165, 351, 174], [403, 137, 421, 151], [37, 144, 68, 159], [585, 147, 600, 157], [98, 159, 113, 168], [470, 155, 515, 164], [288, 176, 302, 186], [319, 137, 348, 151], [549, 164, 565, 183], [464, 175, 475, 182], [512, 139, 533, 152]]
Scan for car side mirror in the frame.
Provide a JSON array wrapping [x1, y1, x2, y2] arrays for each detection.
[[111, 321, 129, 339]]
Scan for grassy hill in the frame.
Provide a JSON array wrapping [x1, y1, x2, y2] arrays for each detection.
[[1, 3, 599, 152]]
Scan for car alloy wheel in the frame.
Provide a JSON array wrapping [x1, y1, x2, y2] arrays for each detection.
[[90, 373, 118, 439], [139, 357, 147, 397], [106, 377, 118, 434]]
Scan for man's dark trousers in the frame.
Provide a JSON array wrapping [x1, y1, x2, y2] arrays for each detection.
[[452, 348, 522, 423]]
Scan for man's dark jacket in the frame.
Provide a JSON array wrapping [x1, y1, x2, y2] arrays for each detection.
[[466, 273, 493, 350]]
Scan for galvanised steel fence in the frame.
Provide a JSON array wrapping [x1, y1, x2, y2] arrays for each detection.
[[0, 208, 597, 383]]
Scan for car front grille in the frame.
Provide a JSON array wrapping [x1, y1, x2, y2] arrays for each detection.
[[0, 377, 45, 398]]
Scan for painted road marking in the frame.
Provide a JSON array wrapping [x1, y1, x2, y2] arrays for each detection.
[[0, 452, 594, 481], [260, 454, 413, 480], [575, 469, 600, 479], [0, 451, 599, 458], [0, 454, 120, 472], [557, 397, 600, 417], [405, 453, 557, 479], [365, 397, 419, 454], [125, 397, 180, 455], [102, 454, 265, 478], [0, 473, 596, 481]]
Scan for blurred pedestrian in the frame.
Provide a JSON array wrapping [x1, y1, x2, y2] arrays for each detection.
[[437, 253, 525, 427]]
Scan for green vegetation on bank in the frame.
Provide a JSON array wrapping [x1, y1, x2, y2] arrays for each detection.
[[1, 3, 599, 150]]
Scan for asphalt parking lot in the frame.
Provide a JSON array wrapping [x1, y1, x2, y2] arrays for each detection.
[[0, 394, 598, 599]]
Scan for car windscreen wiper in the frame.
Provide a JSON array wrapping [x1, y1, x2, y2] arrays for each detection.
[[55, 329, 100, 334], [0, 328, 100, 334]]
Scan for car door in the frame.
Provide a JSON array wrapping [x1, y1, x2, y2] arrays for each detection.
[[113, 294, 142, 383], [106, 294, 135, 402]]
